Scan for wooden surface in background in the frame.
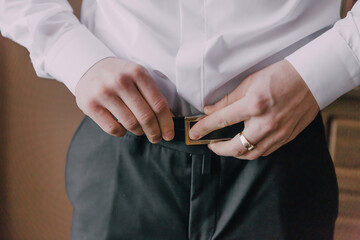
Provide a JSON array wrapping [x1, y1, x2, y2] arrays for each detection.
[[0, 0, 83, 239], [322, 90, 360, 240]]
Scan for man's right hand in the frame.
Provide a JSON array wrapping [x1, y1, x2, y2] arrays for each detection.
[[75, 57, 174, 143]]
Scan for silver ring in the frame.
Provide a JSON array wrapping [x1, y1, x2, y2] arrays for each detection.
[[239, 132, 255, 151]]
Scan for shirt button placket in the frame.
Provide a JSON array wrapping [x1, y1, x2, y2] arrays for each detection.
[[176, 0, 206, 112]]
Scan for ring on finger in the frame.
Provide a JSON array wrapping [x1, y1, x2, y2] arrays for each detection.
[[238, 132, 255, 151]]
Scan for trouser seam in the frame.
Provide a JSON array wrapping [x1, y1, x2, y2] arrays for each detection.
[[208, 155, 221, 240], [188, 153, 194, 240]]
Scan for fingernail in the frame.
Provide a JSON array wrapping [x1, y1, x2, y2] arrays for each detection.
[[189, 130, 201, 140], [163, 131, 174, 141]]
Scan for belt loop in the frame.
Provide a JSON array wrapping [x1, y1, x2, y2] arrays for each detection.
[[202, 154, 212, 175]]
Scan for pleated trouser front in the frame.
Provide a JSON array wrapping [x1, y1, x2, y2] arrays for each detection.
[[66, 114, 338, 240]]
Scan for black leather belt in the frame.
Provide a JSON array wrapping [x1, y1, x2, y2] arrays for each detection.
[[173, 116, 244, 145]]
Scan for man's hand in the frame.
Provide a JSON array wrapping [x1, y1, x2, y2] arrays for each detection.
[[189, 60, 319, 160], [75, 57, 174, 143]]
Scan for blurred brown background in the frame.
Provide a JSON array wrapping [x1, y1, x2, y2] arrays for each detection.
[[0, 1, 83, 239], [0, 0, 359, 239]]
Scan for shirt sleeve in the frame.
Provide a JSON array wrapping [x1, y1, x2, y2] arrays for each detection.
[[286, 2, 360, 110], [0, 0, 115, 94]]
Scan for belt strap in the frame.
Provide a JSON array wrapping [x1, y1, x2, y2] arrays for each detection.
[[172, 117, 244, 145]]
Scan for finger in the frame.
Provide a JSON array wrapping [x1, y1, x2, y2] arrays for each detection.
[[208, 126, 266, 160], [102, 94, 144, 136], [208, 113, 287, 159], [204, 76, 254, 115], [261, 143, 283, 157], [204, 94, 231, 115], [117, 76, 162, 143], [239, 133, 277, 160], [260, 130, 295, 157], [190, 97, 252, 140], [133, 69, 174, 141], [240, 115, 302, 159], [260, 112, 313, 156], [89, 105, 126, 137], [204, 92, 240, 115], [208, 134, 249, 158], [157, 110, 175, 141], [237, 118, 292, 160]]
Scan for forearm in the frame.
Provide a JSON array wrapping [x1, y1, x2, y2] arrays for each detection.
[[0, 0, 114, 94]]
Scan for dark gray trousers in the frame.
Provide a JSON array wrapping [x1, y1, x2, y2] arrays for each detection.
[[66, 114, 338, 240]]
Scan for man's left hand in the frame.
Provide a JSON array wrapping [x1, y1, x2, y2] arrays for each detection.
[[189, 60, 319, 160]]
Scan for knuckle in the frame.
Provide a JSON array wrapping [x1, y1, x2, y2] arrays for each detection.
[[114, 74, 131, 89], [133, 65, 145, 75], [149, 135, 161, 142], [152, 97, 168, 114], [138, 112, 155, 125], [116, 129, 127, 137], [249, 95, 269, 116], [95, 85, 112, 98], [230, 146, 243, 158], [123, 118, 140, 131], [76, 93, 102, 114], [104, 123, 121, 135], [147, 130, 161, 142], [91, 105, 106, 117], [216, 116, 229, 129], [87, 99, 101, 112], [130, 65, 146, 79]]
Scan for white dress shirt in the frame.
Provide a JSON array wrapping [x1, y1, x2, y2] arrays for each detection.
[[0, 0, 359, 115]]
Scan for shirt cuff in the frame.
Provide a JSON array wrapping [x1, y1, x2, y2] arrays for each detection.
[[285, 29, 360, 110], [44, 25, 115, 95]]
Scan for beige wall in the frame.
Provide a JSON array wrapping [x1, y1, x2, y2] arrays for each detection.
[[0, 1, 83, 239]]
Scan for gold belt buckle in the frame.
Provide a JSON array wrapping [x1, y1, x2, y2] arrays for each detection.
[[184, 116, 209, 145], [184, 115, 231, 145]]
